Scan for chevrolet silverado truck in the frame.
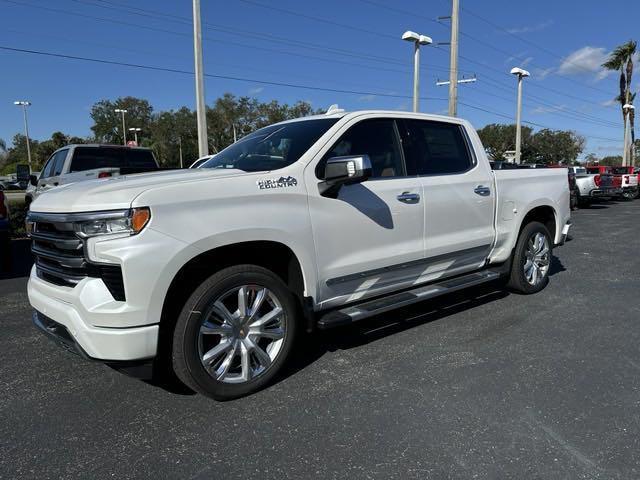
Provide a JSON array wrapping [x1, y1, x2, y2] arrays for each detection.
[[25, 144, 160, 209], [27, 110, 571, 400]]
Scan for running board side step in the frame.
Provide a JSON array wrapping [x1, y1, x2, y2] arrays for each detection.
[[316, 269, 501, 329]]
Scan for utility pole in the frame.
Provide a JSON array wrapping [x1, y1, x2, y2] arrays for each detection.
[[193, 0, 209, 157], [178, 136, 184, 168], [623, 104, 634, 167], [114, 109, 127, 145], [448, 0, 460, 116], [436, 75, 477, 86], [511, 68, 530, 164], [402, 31, 433, 112], [13, 101, 32, 165]]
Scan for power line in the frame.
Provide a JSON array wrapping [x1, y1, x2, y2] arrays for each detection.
[[459, 101, 621, 142], [354, 0, 617, 100], [2, 0, 457, 78], [235, 0, 398, 41], [461, 6, 617, 88], [2, 27, 416, 95], [0, 45, 448, 102]]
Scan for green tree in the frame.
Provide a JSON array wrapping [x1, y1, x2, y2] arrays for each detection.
[[602, 40, 637, 164], [476, 123, 533, 161], [600, 155, 624, 166], [529, 129, 585, 164], [90, 96, 153, 144], [147, 107, 198, 166], [583, 153, 600, 165]]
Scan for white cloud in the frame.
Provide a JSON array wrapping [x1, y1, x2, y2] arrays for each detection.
[[601, 98, 618, 107], [507, 20, 553, 34], [532, 104, 566, 114], [557, 46, 611, 81], [534, 67, 555, 80], [248, 86, 264, 95], [504, 52, 533, 68], [358, 94, 376, 102], [520, 56, 534, 67]]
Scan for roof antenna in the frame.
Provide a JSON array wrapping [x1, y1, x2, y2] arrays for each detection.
[[326, 104, 345, 115]]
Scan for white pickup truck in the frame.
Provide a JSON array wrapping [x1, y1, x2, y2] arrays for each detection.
[[27, 110, 571, 400], [25, 144, 159, 208]]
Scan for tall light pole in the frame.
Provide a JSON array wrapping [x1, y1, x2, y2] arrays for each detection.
[[623, 104, 634, 167], [402, 31, 433, 112], [13, 101, 32, 166], [511, 67, 530, 164], [193, 0, 209, 157], [448, 0, 460, 116], [114, 108, 128, 145], [128, 127, 142, 145]]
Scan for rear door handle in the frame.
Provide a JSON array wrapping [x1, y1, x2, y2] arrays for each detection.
[[474, 185, 491, 196], [397, 192, 420, 204]]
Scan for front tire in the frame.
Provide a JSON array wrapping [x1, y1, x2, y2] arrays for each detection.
[[172, 265, 299, 400], [507, 222, 552, 294]]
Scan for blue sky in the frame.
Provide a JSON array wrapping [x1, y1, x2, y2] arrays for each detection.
[[1, 0, 638, 159]]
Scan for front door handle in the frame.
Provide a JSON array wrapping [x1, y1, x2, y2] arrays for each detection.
[[474, 185, 491, 196], [397, 192, 420, 204]]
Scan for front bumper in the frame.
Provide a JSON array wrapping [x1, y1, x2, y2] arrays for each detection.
[[28, 269, 158, 361]]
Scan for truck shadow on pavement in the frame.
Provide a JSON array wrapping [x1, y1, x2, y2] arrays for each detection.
[[149, 254, 570, 397]]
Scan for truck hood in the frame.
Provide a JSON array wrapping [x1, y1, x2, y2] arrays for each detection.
[[30, 168, 249, 213]]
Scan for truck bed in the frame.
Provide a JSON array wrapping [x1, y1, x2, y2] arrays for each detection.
[[490, 168, 570, 263]]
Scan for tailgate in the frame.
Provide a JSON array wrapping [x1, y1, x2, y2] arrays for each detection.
[[623, 174, 639, 187]]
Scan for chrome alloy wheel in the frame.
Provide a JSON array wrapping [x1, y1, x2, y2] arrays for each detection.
[[524, 232, 550, 286], [197, 285, 286, 384]]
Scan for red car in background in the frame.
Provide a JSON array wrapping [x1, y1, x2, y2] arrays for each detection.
[[586, 166, 626, 198], [610, 166, 640, 199]]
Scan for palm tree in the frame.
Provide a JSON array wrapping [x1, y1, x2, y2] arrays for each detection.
[[603, 40, 637, 165]]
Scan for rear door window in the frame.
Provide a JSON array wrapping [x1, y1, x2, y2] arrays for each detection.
[[125, 149, 157, 169], [70, 148, 124, 172], [401, 120, 474, 175]]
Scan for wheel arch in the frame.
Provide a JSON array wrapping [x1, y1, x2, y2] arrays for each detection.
[[517, 204, 557, 242], [155, 240, 308, 371]]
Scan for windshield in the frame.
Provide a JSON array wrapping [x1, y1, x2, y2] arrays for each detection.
[[201, 118, 339, 172]]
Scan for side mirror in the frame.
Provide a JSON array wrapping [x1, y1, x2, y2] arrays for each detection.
[[16, 164, 31, 183], [29, 174, 38, 187], [319, 155, 372, 197]]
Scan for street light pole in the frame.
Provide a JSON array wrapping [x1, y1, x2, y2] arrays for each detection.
[[402, 31, 433, 112], [193, 0, 209, 157], [13, 101, 32, 166], [623, 104, 634, 167], [511, 67, 530, 164], [448, 0, 460, 116], [114, 109, 128, 145]]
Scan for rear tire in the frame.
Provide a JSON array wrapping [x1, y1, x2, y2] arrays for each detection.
[[507, 222, 552, 294], [172, 264, 299, 400]]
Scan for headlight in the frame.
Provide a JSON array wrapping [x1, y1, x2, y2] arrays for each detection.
[[74, 207, 151, 238]]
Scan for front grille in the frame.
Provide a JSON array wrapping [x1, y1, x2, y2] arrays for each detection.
[[29, 214, 126, 301]]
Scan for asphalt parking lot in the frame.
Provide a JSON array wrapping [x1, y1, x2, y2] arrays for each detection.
[[2, 201, 640, 480]]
